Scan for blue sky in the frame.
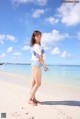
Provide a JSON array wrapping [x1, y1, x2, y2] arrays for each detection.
[[0, 0, 80, 65]]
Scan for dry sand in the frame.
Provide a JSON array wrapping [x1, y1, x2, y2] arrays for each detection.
[[0, 71, 80, 119]]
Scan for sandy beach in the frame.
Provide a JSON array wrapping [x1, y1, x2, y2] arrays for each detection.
[[0, 71, 80, 119]]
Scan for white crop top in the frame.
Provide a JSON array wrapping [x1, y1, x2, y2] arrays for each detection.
[[31, 44, 45, 61]]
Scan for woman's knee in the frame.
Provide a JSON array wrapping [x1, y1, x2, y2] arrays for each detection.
[[31, 79, 35, 85], [36, 82, 41, 87]]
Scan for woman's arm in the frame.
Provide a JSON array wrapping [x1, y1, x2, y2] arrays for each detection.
[[39, 55, 48, 71]]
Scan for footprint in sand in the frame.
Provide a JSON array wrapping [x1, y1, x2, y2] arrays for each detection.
[[25, 112, 29, 115], [21, 107, 24, 109], [29, 116, 35, 119]]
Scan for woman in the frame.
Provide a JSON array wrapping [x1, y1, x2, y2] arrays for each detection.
[[28, 30, 48, 106]]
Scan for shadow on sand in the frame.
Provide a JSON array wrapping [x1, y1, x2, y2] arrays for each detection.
[[41, 100, 80, 107]]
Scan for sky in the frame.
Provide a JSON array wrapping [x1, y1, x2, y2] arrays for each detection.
[[0, 0, 80, 65]]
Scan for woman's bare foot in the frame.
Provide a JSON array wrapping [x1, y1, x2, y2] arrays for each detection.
[[33, 98, 41, 103], [28, 100, 37, 106]]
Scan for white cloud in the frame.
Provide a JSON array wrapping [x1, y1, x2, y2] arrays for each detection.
[[60, 51, 72, 58], [13, 52, 22, 56], [41, 29, 69, 47], [0, 34, 5, 44], [0, 53, 6, 58], [57, 3, 80, 26], [32, 9, 45, 18], [12, 0, 47, 6], [22, 45, 31, 51], [0, 34, 5, 40], [36, 0, 47, 6], [51, 47, 72, 58], [6, 34, 16, 42], [46, 17, 59, 24], [51, 47, 61, 55], [7, 47, 13, 53], [0, 34, 16, 44]]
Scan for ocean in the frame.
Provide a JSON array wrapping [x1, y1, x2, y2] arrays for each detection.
[[0, 64, 80, 87]]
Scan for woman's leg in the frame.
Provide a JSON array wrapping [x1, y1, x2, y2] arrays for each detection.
[[30, 67, 36, 98], [28, 69, 37, 106], [30, 78, 36, 99], [30, 79, 35, 93], [30, 79, 41, 103], [28, 67, 41, 103], [28, 79, 37, 106]]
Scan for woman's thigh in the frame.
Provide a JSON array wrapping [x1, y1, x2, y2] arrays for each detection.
[[32, 66, 41, 84]]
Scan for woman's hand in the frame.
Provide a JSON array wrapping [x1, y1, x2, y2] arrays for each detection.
[[44, 66, 48, 71], [39, 55, 48, 71]]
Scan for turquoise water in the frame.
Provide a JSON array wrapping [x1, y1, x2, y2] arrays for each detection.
[[0, 64, 80, 87]]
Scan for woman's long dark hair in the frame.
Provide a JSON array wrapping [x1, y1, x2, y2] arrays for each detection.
[[30, 30, 42, 47]]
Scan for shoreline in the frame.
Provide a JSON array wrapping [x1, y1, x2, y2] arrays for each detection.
[[0, 70, 80, 89]]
